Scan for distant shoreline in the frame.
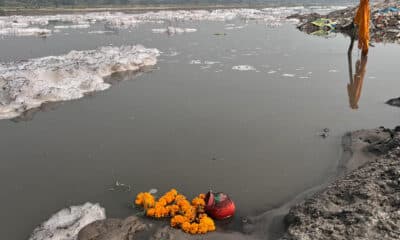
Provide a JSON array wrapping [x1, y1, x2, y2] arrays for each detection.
[[0, 4, 272, 16], [0, 3, 346, 16]]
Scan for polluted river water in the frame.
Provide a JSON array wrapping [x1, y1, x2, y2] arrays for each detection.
[[1, 6, 400, 240]]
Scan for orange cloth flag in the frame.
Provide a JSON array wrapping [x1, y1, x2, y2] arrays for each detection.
[[354, 0, 370, 54]]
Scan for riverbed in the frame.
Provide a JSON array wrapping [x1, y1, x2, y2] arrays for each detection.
[[1, 8, 400, 239]]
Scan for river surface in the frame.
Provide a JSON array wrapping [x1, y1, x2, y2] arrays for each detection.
[[1, 12, 400, 240]]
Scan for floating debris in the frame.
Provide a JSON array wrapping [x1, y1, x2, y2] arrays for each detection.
[[108, 181, 132, 192], [213, 32, 227, 36], [148, 188, 158, 194], [319, 128, 330, 138]]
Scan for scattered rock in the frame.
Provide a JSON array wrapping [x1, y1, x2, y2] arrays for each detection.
[[386, 97, 400, 107]]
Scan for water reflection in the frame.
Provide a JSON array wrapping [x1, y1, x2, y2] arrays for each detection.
[[347, 37, 368, 110]]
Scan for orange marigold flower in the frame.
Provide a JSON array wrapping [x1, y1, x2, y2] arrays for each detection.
[[198, 223, 208, 234], [171, 215, 186, 227], [146, 208, 156, 217], [192, 197, 205, 207], [157, 198, 167, 206], [135, 189, 216, 234], [189, 223, 199, 234], [135, 192, 155, 209], [167, 204, 180, 216], [175, 194, 186, 202], [181, 222, 191, 233]]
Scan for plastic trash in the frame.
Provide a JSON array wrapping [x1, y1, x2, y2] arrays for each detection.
[[311, 18, 337, 30], [378, 7, 399, 14]]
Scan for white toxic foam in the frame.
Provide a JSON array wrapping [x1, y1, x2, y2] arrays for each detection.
[[0, 45, 159, 120], [152, 27, 197, 34], [190, 59, 202, 65], [0, 27, 51, 36], [204, 61, 220, 65], [88, 30, 114, 34], [282, 73, 295, 77], [29, 202, 106, 240], [0, 6, 349, 37], [54, 24, 90, 29], [232, 65, 256, 71], [225, 25, 247, 30]]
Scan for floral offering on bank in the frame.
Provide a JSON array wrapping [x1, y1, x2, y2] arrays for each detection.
[[135, 189, 216, 234]]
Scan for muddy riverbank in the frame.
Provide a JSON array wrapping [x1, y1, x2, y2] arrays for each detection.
[[283, 126, 400, 239], [289, 0, 400, 44]]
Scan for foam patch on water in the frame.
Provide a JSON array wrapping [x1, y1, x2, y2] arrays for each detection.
[[225, 25, 247, 30], [190, 59, 202, 64], [54, 24, 90, 29], [232, 65, 256, 71], [29, 202, 105, 240], [0, 6, 349, 37], [282, 73, 295, 77], [0, 27, 51, 36], [152, 27, 197, 34], [0, 45, 159, 120], [88, 30, 115, 34], [204, 61, 220, 65]]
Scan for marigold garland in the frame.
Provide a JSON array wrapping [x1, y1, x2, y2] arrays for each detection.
[[135, 189, 216, 234]]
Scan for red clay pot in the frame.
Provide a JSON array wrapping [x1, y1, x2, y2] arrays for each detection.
[[204, 191, 235, 220]]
